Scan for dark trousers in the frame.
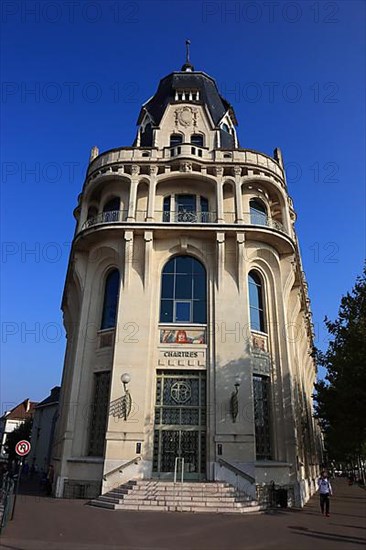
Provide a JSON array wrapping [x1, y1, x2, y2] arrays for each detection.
[[320, 493, 330, 514]]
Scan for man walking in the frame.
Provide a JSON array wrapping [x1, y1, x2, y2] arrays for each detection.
[[318, 470, 333, 517]]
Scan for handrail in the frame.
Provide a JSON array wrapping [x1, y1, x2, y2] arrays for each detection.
[[218, 458, 255, 484], [103, 456, 141, 481], [174, 457, 184, 484]]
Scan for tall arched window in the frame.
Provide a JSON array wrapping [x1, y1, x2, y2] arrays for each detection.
[[160, 256, 206, 324], [248, 271, 266, 332], [103, 197, 120, 222], [101, 269, 120, 329], [250, 198, 268, 227], [170, 134, 183, 147]]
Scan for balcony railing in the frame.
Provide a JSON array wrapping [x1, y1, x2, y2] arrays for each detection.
[[81, 210, 287, 233]]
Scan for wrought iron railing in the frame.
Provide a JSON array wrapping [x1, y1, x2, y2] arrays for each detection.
[[81, 210, 286, 233], [82, 210, 128, 229]]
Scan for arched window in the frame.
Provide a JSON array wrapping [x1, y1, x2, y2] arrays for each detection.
[[221, 123, 230, 133], [248, 271, 266, 332], [103, 197, 120, 222], [250, 198, 268, 227], [160, 256, 206, 324], [101, 269, 120, 329], [191, 134, 204, 147], [170, 134, 183, 147]]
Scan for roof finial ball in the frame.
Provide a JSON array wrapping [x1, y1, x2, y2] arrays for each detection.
[[181, 39, 194, 72]]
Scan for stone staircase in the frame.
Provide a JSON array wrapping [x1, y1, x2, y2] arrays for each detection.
[[90, 480, 263, 513]]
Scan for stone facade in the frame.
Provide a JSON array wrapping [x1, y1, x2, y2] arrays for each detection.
[[53, 62, 322, 506]]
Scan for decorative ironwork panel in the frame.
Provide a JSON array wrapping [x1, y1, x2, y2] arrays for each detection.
[[88, 371, 111, 456], [153, 370, 206, 478], [253, 375, 272, 460]]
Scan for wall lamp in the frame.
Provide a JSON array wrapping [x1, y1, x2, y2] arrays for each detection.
[[121, 373, 132, 421]]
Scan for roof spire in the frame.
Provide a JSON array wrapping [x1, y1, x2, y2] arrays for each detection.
[[181, 39, 195, 72]]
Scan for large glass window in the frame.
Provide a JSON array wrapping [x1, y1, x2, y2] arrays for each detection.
[[250, 198, 268, 226], [248, 271, 266, 332], [101, 269, 120, 330], [160, 256, 207, 324], [253, 375, 272, 460]]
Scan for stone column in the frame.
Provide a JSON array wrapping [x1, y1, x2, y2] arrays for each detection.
[[214, 166, 224, 223], [146, 165, 158, 221], [234, 166, 243, 223], [127, 165, 140, 221]]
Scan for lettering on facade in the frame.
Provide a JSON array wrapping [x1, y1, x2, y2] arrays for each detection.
[[163, 351, 198, 358]]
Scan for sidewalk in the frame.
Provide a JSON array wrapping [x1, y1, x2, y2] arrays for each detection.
[[0, 478, 365, 550]]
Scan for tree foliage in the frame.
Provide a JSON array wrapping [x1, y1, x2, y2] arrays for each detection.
[[4, 417, 33, 462], [314, 264, 366, 461]]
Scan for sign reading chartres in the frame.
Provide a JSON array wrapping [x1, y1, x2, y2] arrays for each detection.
[[15, 440, 31, 457]]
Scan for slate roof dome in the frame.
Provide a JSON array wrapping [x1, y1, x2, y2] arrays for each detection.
[[136, 69, 238, 130]]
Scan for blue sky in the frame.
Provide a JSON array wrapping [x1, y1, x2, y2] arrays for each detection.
[[1, 0, 365, 409]]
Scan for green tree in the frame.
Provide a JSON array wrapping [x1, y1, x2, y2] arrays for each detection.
[[314, 265, 366, 468], [4, 417, 33, 462]]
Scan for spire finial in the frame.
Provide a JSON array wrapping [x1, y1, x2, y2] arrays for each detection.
[[181, 39, 194, 72], [186, 39, 191, 63]]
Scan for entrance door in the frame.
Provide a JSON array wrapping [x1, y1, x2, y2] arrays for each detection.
[[153, 370, 206, 480]]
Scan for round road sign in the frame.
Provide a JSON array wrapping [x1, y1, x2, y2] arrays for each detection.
[[15, 440, 31, 457]]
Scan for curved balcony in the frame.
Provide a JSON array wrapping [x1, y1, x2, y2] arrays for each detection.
[[81, 210, 288, 234]]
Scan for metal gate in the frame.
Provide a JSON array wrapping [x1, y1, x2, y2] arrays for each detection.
[[152, 370, 206, 480]]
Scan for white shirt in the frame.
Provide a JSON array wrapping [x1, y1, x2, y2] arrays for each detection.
[[318, 477, 332, 495]]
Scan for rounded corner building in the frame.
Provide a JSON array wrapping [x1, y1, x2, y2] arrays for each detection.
[[53, 54, 322, 510]]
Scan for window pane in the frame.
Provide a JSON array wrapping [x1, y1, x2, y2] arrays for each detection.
[[191, 134, 204, 147], [249, 279, 260, 309], [250, 308, 261, 332], [193, 275, 205, 299], [160, 300, 173, 322], [193, 300, 207, 323], [163, 258, 174, 274], [177, 195, 195, 212], [176, 256, 192, 274], [200, 197, 209, 212], [175, 302, 191, 322], [161, 274, 174, 298], [175, 274, 192, 299], [193, 260, 205, 275]]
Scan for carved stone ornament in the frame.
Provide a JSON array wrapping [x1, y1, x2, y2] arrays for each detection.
[[234, 166, 242, 177], [179, 161, 192, 173], [175, 106, 198, 127], [131, 165, 140, 176], [214, 166, 224, 177], [149, 165, 158, 176]]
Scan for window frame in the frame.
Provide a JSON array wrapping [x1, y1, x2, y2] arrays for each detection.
[[248, 270, 266, 333], [160, 256, 207, 325]]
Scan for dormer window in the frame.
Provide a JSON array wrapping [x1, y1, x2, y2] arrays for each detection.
[[170, 134, 183, 147], [174, 90, 200, 101], [191, 134, 204, 147], [221, 123, 231, 134]]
